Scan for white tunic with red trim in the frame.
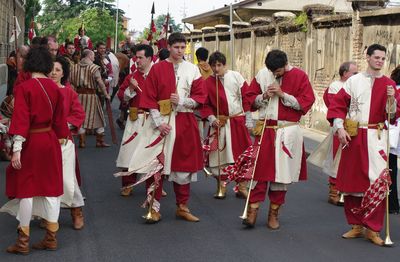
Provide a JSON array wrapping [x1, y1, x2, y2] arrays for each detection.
[[247, 67, 315, 183], [327, 72, 398, 193], [201, 70, 251, 169]]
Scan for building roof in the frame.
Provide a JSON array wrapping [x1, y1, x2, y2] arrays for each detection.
[[182, 0, 352, 26]]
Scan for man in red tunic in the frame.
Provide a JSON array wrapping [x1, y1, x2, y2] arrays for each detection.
[[74, 27, 93, 53], [132, 32, 206, 223], [1, 47, 69, 254], [327, 44, 398, 246], [116, 44, 154, 196], [244, 50, 315, 229], [323, 61, 357, 205], [201, 51, 252, 199]]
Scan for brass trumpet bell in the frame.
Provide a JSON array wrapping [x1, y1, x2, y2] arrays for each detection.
[[203, 167, 213, 177], [142, 209, 161, 224], [214, 180, 226, 199], [338, 193, 344, 206], [384, 235, 394, 247]]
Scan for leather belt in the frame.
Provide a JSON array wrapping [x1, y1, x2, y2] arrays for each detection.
[[76, 88, 96, 94], [29, 126, 51, 133]]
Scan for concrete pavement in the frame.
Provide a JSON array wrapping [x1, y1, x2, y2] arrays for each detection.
[[0, 99, 399, 262]]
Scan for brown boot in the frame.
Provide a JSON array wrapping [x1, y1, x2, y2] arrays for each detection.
[[6, 226, 29, 255], [365, 229, 384, 246], [71, 207, 84, 230], [39, 219, 47, 229], [236, 181, 248, 199], [32, 222, 58, 251], [96, 133, 110, 147], [328, 183, 340, 206], [79, 134, 86, 148], [342, 225, 365, 239], [242, 203, 259, 228], [176, 204, 200, 222], [267, 203, 280, 230], [120, 186, 133, 197], [144, 209, 162, 224]]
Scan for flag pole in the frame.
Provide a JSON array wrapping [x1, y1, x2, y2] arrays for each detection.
[[114, 0, 119, 52], [13, 0, 18, 69]]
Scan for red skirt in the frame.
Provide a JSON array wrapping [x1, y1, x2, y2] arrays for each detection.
[[171, 113, 204, 172], [6, 130, 63, 198]]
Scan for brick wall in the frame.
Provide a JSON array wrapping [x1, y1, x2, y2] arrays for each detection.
[[0, 0, 25, 86]]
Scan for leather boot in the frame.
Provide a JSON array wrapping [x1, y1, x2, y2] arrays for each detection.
[[236, 181, 248, 199], [79, 134, 86, 148], [96, 133, 110, 147], [39, 219, 47, 229], [176, 204, 200, 222], [267, 203, 280, 230], [242, 202, 259, 228], [6, 226, 29, 255], [328, 183, 340, 206], [342, 225, 365, 239], [32, 222, 58, 251], [144, 209, 162, 224], [365, 229, 384, 246], [120, 186, 133, 197], [71, 207, 84, 230]]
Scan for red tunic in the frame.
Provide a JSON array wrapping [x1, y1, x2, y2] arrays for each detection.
[[247, 68, 315, 182], [327, 74, 398, 192], [117, 70, 146, 107], [13, 71, 32, 92], [6, 78, 69, 198], [201, 75, 252, 160], [60, 84, 86, 185], [323, 87, 340, 157], [140, 60, 206, 172]]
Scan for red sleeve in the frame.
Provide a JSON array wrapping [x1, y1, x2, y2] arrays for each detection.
[[246, 78, 263, 112], [66, 87, 85, 129], [326, 88, 351, 124], [106, 61, 113, 77], [323, 88, 330, 108], [117, 74, 132, 102], [200, 81, 213, 119], [295, 74, 315, 114], [9, 84, 30, 138], [241, 81, 251, 112], [74, 37, 80, 51], [88, 39, 93, 50], [139, 66, 159, 109], [52, 89, 70, 139], [190, 77, 206, 106]]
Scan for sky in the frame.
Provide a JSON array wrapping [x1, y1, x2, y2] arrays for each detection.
[[118, 0, 238, 32]]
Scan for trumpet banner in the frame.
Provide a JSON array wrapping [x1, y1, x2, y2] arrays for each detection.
[[222, 144, 259, 182], [351, 169, 391, 219]]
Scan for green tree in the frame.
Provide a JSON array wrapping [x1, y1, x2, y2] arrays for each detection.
[[139, 14, 181, 41], [155, 14, 181, 32], [37, 0, 124, 43], [58, 8, 125, 46]]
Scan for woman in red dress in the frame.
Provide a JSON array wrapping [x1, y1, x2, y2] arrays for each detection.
[[51, 56, 86, 230], [2, 46, 69, 254]]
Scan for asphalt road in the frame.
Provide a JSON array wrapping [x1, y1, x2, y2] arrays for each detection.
[[0, 99, 399, 262]]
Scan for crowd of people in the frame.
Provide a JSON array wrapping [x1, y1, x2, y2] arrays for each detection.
[[1, 26, 400, 255]]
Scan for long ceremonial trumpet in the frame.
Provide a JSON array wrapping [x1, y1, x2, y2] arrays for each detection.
[[240, 116, 268, 220], [214, 74, 225, 199], [143, 76, 180, 223], [384, 89, 394, 246]]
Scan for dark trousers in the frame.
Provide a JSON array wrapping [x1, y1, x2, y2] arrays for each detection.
[[389, 153, 399, 213]]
